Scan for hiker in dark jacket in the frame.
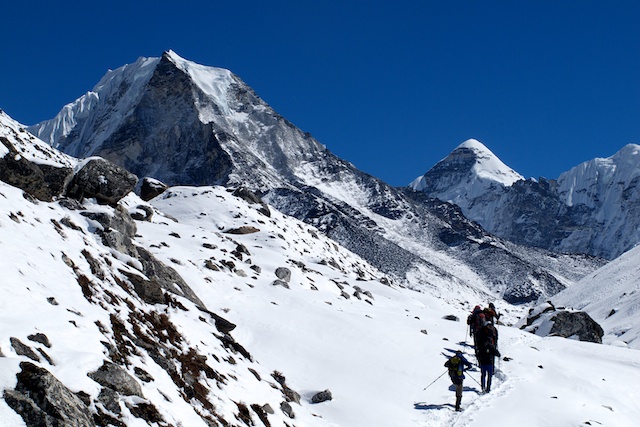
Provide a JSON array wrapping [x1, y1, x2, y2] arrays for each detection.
[[483, 302, 501, 325], [476, 320, 501, 392], [467, 305, 483, 339], [444, 350, 473, 411]]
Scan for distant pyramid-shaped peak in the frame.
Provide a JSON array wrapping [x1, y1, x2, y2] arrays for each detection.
[[410, 139, 522, 195]]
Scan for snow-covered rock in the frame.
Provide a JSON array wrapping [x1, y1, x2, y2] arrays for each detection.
[[518, 302, 604, 343]]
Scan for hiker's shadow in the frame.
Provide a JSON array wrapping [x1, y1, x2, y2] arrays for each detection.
[[414, 402, 455, 411], [449, 385, 479, 394]]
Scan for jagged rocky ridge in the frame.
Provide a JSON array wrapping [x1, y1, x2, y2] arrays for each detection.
[[27, 51, 603, 303], [410, 139, 640, 260]]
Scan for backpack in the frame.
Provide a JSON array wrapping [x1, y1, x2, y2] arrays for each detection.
[[478, 323, 498, 350], [483, 307, 497, 323], [448, 356, 463, 380]]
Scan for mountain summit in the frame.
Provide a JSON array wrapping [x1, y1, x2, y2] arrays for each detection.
[[412, 140, 640, 259], [409, 139, 523, 208], [30, 50, 328, 189]]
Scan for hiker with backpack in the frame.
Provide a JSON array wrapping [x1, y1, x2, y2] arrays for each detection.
[[467, 305, 483, 343], [483, 302, 501, 325], [444, 350, 473, 411], [475, 319, 500, 392]]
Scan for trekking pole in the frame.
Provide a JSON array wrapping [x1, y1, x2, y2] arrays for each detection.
[[423, 370, 448, 390], [466, 372, 482, 388]]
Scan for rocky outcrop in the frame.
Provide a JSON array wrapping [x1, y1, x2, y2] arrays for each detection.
[[519, 302, 604, 344], [4, 361, 95, 427], [66, 157, 138, 205], [140, 177, 168, 201], [0, 136, 73, 201], [81, 201, 206, 308], [88, 361, 143, 397], [233, 187, 271, 217], [549, 311, 604, 344]]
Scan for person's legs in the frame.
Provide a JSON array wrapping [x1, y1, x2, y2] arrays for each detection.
[[455, 382, 463, 411], [480, 366, 487, 391], [486, 364, 495, 392]]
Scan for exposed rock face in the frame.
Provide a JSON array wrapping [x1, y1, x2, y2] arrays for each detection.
[[10, 337, 41, 362], [82, 202, 206, 308], [0, 136, 73, 201], [140, 177, 168, 201], [550, 311, 604, 344], [88, 361, 143, 397], [66, 157, 138, 205], [4, 361, 95, 427], [519, 302, 604, 344]]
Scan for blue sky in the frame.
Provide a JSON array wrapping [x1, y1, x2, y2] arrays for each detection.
[[1, 1, 638, 186]]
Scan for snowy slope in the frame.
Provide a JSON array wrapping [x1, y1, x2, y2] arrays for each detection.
[[0, 180, 342, 426], [140, 186, 640, 427], [552, 243, 640, 349], [555, 144, 640, 258], [0, 168, 639, 426], [1, 110, 75, 168]]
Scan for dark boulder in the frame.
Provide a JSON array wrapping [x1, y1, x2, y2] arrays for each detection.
[[140, 177, 168, 201], [0, 136, 73, 201], [66, 157, 137, 205], [519, 303, 604, 344], [550, 311, 604, 344], [225, 225, 260, 235], [130, 204, 154, 221], [275, 267, 292, 283], [4, 361, 94, 427], [88, 361, 143, 397], [232, 187, 271, 217], [311, 389, 333, 404]]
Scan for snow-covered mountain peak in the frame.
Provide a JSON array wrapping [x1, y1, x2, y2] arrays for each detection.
[[457, 137, 487, 150], [409, 139, 522, 209], [162, 50, 235, 117], [455, 138, 523, 186], [557, 143, 640, 209], [28, 54, 160, 153], [611, 143, 640, 165]]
